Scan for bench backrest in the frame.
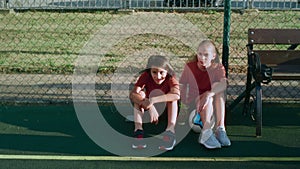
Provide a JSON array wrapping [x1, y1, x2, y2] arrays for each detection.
[[248, 28, 300, 80]]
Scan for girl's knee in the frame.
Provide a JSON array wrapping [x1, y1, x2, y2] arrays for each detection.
[[214, 93, 226, 104], [215, 92, 225, 99], [167, 100, 179, 109], [139, 91, 146, 98]]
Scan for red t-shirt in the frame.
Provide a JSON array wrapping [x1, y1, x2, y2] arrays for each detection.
[[179, 61, 226, 104], [135, 71, 179, 98]]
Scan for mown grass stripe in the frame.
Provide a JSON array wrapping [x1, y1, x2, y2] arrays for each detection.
[[0, 155, 299, 162]]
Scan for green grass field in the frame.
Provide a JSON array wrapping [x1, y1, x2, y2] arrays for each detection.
[[0, 9, 300, 169], [1, 11, 299, 74]]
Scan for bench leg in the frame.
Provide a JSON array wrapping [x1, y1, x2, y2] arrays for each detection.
[[243, 66, 253, 116], [255, 82, 262, 137]]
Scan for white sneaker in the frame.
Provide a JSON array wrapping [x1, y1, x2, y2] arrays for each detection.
[[198, 129, 221, 149], [215, 127, 231, 147]]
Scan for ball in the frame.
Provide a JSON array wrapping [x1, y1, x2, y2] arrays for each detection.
[[188, 109, 216, 133], [188, 109, 203, 133]]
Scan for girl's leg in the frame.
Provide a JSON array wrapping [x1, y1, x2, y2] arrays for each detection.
[[214, 92, 231, 147], [214, 92, 226, 128], [198, 96, 222, 149], [158, 100, 178, 151], [166, 100, 178, 133], [134, 104, 144, 131], [199, 97, 214, 130], [133, 91, 146, 132]]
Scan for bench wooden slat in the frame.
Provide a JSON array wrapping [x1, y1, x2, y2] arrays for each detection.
[[254, 50, 300, 65], [272, 65, 300, 73], [248, 29, 300, 44], [272, 64, 300, 80], [253, 50, 300, 79], [272, 74, 300, 80]]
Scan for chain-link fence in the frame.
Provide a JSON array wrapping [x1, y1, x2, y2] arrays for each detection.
[[0, 0, 299, 105], [3, 0, 300, 9]]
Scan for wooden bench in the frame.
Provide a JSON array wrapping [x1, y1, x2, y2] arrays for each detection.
[[236, 29, 300, 137]]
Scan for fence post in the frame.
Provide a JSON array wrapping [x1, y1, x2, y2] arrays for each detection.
[[222, 0, 231, 78]]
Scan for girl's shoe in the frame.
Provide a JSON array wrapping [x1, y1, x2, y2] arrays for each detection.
[[199, 129, 221, 149], [132, 129, 147, 149], [215, 127, 231, 147], [159, 130, 176, 151]]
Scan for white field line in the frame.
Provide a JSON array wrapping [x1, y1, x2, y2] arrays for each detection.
[[0, 155, 299, 162]]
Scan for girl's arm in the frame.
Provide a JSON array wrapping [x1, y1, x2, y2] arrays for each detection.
[[208, 78, 227, 96], [129, 85, 144, 106], [196, 78, 227, 112], [140, 85, 180, 110], [149, 85, 180, 105]]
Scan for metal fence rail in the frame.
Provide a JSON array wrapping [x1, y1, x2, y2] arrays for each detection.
[[6, 0, 124, 9], [3, 0, 300, 9]]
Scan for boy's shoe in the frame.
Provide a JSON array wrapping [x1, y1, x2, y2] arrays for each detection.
[[198, 129, 221, 149], [159, 130, 176, 151], [132, 129, 147, 149], [215, 127, 231, 147]]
